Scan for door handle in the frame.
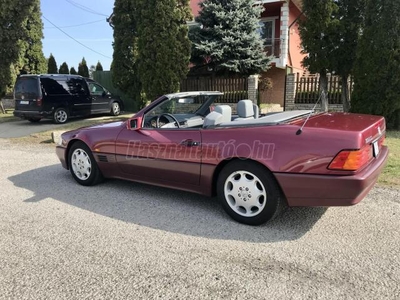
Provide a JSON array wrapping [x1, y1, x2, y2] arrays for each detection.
[[180, 139, 200, 147]]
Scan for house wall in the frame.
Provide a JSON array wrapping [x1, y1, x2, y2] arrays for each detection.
[[190, 0, 201, 17], [288, 1, 306, 72]]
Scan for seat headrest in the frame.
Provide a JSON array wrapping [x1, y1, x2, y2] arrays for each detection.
[[203, 111, 223, 128], [237, 100, 254, 118], [214, 105, 232, 123]]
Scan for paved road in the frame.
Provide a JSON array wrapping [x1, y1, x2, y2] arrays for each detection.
[[0, 114, 130, 138], [0, 140, 399, 299], [0, 119, 61, 138]]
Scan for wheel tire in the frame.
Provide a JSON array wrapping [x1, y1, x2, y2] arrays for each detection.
[[27, 117, 41, 123], [68, 141, 103, 186], [217, 160, 286, 225], [110, 102, 121, 116], [53, 107, 68, 124]]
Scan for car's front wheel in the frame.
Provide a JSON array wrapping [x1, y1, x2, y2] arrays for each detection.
[[53, 107, 68, 124], [111, 102, 121, 116], [68, 142, 103, 186], [217, 161, 285, 225]]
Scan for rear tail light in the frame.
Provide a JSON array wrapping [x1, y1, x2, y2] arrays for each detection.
[[37, 98, 42, 106], [328, 145, 373, 171]]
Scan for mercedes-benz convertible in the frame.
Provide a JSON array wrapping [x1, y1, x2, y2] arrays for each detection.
[[56, 91, 388, 225]]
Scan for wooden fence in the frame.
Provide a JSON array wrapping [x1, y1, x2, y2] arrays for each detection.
[[180, 77, 248, 103], [294, 73, 353, 104]]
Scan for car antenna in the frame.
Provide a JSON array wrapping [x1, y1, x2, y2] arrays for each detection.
[[296, 90, 325, 135]]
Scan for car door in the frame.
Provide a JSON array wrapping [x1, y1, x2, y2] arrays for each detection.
[[115, 127, 202, 186], [67, 77, 91, 116], [87, 82, 110, 113]]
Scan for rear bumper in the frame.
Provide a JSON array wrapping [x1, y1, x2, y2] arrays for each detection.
[[56, 146, 68, 170], [13, 110, 53, 119], [274, 146, 389, 207]]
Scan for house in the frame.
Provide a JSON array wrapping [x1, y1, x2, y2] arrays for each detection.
[[189, 0, 306, 107]]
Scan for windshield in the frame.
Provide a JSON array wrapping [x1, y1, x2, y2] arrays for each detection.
[[147, 94, 217, 117]]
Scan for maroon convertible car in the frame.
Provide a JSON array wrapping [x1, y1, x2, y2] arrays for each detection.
[[56, 91, 388, 225]]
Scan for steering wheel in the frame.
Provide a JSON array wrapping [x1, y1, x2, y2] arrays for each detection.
[[156, 113, 180, 128]]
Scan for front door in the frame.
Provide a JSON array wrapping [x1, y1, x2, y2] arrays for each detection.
[[115, 128, 202, 186], [87, 82, 110, 113]]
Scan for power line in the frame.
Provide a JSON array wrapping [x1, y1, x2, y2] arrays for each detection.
[[42, 15, 112, 59], [44, 19, 105, 29], [65, 0, 109, 17]]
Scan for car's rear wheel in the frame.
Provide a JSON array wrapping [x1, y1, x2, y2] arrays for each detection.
[[111, 102, 120, 116], [27, 117, 41, 123], [217, 160, 285, 225], [53, 107, 68, 124], [68, 142, 103, 186]]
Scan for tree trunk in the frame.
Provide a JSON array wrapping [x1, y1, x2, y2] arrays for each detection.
[[0, 100, 5, 114], [341, 75, 350, 112], [319, 70, 328, 112]]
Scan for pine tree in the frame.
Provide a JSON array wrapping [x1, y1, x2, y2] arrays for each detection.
[[47, 54, 58, 73], [298, 0, 339, 111], [352, 0, 400, 129], [111, 0, 143, 110], [59, 62, 69, 74], [0, 0, 41, 95], [70, 67, 77, 75], [15, 0, 46, 75], [136, 0, 192, 100], [190, 0, 270, 76], [78, 57, 89, 77], [95, 61, 103, 71]]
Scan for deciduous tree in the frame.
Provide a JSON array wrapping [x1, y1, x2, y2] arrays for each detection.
[[351, 0, 400, 129], [70, 67, 77, 75], [298, 0, 339, 111], [15, 0, 46, 75], [59, 62, 69, 74], [136, 0, 192, 100], [47, 53, 58, 73], [95, 61, 103, 71], [330, 0, 365, 112], [78, 57, 89, 77], [111, 0, 142, 110], [0, 0, 42, 95]]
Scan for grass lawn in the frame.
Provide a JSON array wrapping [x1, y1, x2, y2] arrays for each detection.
[[0, 111, 19, 123], [378, 131, 400, 187]]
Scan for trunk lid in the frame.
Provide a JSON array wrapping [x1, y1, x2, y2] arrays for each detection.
[[302, 112, 385, 147], [297, 112, 386, 165]]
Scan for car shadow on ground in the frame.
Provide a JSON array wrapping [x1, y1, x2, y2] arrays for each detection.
[[9, 164, 327, 243]]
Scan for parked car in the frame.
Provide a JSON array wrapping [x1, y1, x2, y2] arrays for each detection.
[[13, 74, 123, 124], [56, 91, 388, 225]]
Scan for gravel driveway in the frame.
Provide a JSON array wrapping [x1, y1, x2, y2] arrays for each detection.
[[0, 140, 399, 299]]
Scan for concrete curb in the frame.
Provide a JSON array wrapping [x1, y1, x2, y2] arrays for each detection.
[[51, 131, 66, 144]]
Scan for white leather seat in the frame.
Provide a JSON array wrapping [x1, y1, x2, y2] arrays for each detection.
[[203, 111, 223, 128], [214, 105, 232, 123], [235, 100, 254, 121], [253, 103, 259, 119]]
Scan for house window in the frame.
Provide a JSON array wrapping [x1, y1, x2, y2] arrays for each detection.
[[257, 18, 280, 57], [258, 19, 274, 46]]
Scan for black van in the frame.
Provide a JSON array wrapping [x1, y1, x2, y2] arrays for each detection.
[[13, 74, 124, 124]]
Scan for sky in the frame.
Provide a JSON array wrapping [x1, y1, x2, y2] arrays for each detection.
[[41, 0, 114, 71]]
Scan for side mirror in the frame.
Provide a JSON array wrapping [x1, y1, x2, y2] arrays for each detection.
[[127, 116, 142, 130]]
